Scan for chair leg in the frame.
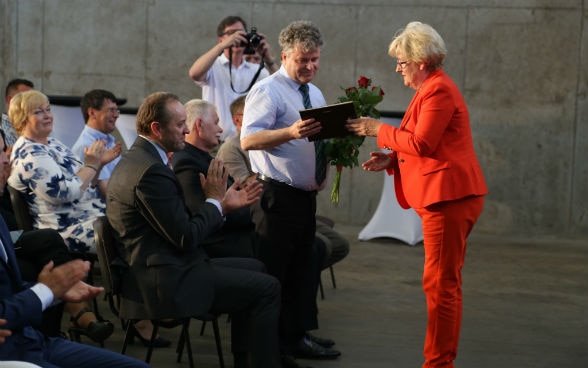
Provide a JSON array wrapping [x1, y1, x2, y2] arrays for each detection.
[[319, 276, 325, 300], [329, 265, 337, 289], [176, 319, 194, 368], [212, 318, 225, 368], [199, 320, 207, 336], [144, 321, 159, 363], [121, 319, 134, 354]]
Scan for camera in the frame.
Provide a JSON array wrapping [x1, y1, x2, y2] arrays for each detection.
[[241, 27, 263, 55]]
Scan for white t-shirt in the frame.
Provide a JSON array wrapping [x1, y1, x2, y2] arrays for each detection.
[[195, 54, 269, 141]]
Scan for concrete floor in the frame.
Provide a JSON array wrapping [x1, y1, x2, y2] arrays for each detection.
[[77, 225, 588, 368]]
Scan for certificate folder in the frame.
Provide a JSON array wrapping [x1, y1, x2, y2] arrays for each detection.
[[300, 101, 357, 141]]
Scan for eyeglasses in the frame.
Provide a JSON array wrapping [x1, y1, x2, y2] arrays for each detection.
[[102, 107, 120, 114], [396, 60, 410, 69]]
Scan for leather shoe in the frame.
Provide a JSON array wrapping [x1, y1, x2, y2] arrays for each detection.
[[281, 354, 313, 368], [293, 337, 341, 360], [305, 332, 335, 347]]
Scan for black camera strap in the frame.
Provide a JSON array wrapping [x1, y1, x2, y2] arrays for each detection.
[[228, 47, 265, 94]]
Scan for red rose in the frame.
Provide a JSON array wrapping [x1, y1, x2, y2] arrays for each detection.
[[357, 76, 370, 88]]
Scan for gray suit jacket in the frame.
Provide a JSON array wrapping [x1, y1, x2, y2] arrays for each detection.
[[106, 137, 224, 319]]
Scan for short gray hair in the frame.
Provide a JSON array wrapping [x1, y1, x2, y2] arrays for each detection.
[[278, 20, 324, 55], [389, 21, 446, 71], [184, 99, 217, 130]]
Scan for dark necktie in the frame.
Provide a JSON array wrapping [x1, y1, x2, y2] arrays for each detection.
[[299, 84, 327, 185]]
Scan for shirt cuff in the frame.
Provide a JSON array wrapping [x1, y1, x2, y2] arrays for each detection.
[[30, 283, 55, 311], [205, 198, 223, 216]]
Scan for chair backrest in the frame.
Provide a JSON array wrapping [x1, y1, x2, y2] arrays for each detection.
[[93, 216, 125, 317], [7, 184, 34, 231]]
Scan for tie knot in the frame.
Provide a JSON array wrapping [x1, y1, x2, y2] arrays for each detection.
[[299, 84, 309, 94]]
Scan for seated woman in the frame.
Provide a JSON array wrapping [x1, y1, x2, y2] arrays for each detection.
[[7, 90, 168, 347], [0, 120, 113, 342], [7, 90, 117, 254]]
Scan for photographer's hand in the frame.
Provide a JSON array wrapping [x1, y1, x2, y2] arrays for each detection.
[[258, 34, 279, 73]]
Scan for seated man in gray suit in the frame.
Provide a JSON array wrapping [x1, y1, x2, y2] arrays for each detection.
[[106, 91, 281, 368]]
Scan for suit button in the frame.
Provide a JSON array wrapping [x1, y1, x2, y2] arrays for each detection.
[[399, 159, 405, 163]]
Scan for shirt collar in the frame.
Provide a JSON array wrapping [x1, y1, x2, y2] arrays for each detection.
[[139, 135, 168, 164]]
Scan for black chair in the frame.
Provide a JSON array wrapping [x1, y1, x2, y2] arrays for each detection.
[[93, 216, 224, 368], [7, 184, 103, 324], [316, 215, 338, 300], [7, 184, 34, 232]]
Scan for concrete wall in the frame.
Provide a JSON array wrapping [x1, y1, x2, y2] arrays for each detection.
[[1, 0, 586, 239]]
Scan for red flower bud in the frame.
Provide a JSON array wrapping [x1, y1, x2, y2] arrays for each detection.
[[372, 86, 385, 96]]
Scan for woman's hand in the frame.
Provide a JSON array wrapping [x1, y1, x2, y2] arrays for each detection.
[[83, 140, 107, 169], [362, 151, 393, 172], [346, 117, 382, 137]]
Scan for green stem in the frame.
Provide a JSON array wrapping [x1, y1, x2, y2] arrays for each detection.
[[331, 168, 342, 205]]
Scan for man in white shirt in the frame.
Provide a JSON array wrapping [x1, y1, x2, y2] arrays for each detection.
[[188, 15, 279, 142]]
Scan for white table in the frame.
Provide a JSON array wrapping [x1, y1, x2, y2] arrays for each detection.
[[358, 172, 423, 245], [357, 114, 423, 246]]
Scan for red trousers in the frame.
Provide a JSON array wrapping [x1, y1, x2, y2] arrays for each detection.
[[414, 195, 484, 368]]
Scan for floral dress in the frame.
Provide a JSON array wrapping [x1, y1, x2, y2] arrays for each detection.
[[8, 136, 105, 253]]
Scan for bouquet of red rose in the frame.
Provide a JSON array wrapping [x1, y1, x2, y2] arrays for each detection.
[[325, 76, 384, 204]]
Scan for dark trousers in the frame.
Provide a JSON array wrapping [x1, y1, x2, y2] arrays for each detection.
[[209, 257, 281, 367], [254, 181, 317, 351], [14, 229, 72, 336]]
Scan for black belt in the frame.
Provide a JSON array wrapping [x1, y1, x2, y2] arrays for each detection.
[[257, 174, 316, 194]]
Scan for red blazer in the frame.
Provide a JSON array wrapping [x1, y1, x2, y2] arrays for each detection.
[[378, 69, 487, 209]]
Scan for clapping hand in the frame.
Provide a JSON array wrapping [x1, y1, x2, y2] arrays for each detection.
[[84, 139, 107, 169], [101, 141, 122, 166], [222, 178, 263, 214], [37, 260, 102, 302], [0, 319, 12, 344], [201, 158, 228, 203]]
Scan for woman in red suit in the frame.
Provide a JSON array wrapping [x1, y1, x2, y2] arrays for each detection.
[[347, 21, 488, 368]]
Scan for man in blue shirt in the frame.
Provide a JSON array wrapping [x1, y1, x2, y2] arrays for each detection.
[[71, 89, 123, 197]]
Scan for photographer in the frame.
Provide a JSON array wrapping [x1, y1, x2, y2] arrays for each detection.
[[189, 16, 279, 142]]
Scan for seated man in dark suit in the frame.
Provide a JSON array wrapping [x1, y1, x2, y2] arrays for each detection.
[[0, 214, 148, 367], [172, 99, 257, 258], [106, 91, 281, 368]]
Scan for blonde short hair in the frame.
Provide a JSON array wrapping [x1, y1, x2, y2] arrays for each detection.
[[388, 21, 446, 71], [8, 90, 49, 135]]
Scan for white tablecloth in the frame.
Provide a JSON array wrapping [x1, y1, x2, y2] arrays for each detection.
[[358, 172, 423, 245]]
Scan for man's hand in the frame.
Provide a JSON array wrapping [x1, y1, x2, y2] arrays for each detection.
[[221, 178, 263, 215], [101, 141, 123, 166], [201, 158, 228, 202], [37, 260, 91, 300], [61, 281, 104, 303], [289, 118, 322, 140], [0, 319, 12, 344]]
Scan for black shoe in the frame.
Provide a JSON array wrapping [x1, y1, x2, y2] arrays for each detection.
[[281, 354, 313, 368], [69, 307, 114, 343], [293, 337, 341, 360], [305, 332, 335, 348], [128, 323, 172, 348]]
